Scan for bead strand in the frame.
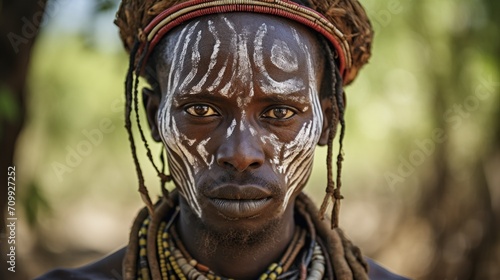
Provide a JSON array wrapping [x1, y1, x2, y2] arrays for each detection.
[[136, 207, 328, 280]]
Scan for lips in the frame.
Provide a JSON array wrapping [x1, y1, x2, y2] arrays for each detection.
[[204, 185, 273, 219]]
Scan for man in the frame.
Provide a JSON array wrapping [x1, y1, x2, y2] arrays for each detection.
[[37, 0, 408, 279]]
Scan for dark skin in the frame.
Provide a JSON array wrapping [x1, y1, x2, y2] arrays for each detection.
[[36, 13, 409, 280], [145, 14, 331, 279]]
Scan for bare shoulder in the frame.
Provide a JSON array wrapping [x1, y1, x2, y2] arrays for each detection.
[[366, 258, 411, 280], [34, 247, 126, 280]]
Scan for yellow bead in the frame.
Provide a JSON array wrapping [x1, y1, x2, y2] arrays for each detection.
[[268, 263, 278, 272], [139, 248, 147, 257]]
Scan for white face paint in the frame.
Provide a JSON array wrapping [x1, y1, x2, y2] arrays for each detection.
[[271, 39, 299, 73], [253, 24, 306, 95], [157, 16, 324, 217]]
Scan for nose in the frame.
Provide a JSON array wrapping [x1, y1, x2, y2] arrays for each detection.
[[216, 126, 264, 172]]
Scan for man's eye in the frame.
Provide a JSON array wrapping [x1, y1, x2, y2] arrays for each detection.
[[262, 107, 295, 119], [185, 105, 219, 117]]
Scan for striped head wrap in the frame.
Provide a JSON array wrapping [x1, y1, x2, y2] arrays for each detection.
[[115, 0, 373, 85]]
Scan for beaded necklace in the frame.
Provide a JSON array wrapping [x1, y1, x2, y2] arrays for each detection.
[[136, 207, 327, 280]]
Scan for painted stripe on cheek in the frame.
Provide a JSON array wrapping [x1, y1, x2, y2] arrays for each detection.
[[197, 138, 214, 168]]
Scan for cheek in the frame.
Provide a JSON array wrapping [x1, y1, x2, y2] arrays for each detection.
[[157, 101, 206, 217], [271, 97, 323, 211]]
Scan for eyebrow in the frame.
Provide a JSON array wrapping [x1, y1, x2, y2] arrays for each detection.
[[256, 92, 311, 105], [174, 91, 231, 103]]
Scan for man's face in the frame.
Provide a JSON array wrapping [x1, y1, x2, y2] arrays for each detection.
[[154, 13, 327, 229]]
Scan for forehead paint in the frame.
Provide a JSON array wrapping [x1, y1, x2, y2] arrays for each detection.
[[192, 20, 221, 94], [178, 29, 202, 93], [216, 17, 238, 98], [271, 39, 299, 72], [253, 23, 305, 95], [158, 17, 323, 217]]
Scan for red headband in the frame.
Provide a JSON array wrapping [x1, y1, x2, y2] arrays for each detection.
[[136, 0, 351, 80]]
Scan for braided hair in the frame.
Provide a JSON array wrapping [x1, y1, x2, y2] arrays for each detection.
[[317, 36, 348, 229]]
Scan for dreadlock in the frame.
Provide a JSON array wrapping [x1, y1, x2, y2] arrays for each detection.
[[124, 40, 172, 216], [318, 36, 348, 229]]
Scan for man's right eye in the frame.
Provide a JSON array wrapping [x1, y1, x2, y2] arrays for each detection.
[[185, 105, 219, 117]]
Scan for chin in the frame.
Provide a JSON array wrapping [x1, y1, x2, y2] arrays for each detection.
[[178, 192, 296, 256], [199, 208, 285, 249]]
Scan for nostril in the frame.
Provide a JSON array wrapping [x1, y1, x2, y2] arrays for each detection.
[[249, 162, 261, 169], [219, 159, 262, 172], [216, 134, 265, 172]]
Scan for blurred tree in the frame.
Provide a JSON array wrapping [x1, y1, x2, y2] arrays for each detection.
[[0, 0, 47, 279], [1, 0, 122, 277], [408, 0, 500, 279]]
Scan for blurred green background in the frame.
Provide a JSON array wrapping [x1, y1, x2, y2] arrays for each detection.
[[1, 0, 499, 279]]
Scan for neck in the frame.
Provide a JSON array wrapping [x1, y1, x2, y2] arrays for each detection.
[[177, 196, 296, 280]]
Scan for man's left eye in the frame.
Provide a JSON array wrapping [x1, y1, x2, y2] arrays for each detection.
[[185, 105, 219, 117], [262, 107, 296, 119]]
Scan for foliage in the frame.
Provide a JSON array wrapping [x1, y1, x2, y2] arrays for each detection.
[[0, 84, 19, 137], [21, 181, 52, 227]]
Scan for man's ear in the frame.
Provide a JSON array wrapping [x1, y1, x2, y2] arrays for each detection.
[[318, 97, 334, 146], [142, 87, 162, 142]]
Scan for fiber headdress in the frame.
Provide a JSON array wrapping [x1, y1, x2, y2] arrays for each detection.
[[115, 0, 373, 85]]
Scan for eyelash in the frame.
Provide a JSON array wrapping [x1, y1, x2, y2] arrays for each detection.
[[261, 106, 297, 120], [184, 104, 220, 117], [183, 104, 297, 120]]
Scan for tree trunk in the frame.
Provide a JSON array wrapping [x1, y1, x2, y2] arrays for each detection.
[[0, 0, 47, 279]]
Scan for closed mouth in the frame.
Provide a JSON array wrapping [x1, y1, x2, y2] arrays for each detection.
[[209, 197, 272, 219], [204, 184, 273, 219]]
